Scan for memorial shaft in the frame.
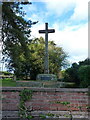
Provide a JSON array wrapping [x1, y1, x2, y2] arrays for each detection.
[[39, 23, 55, 74], [45, 23, 49, 74]]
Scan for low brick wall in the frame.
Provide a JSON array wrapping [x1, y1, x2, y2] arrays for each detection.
[[1, 87, 90, 119]]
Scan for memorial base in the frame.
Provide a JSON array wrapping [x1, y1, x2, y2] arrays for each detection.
[[36, 74, 57, 81]]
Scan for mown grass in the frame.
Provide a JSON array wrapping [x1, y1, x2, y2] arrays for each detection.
[[0, 78, 76, 88], [0, 78, 17, 87]]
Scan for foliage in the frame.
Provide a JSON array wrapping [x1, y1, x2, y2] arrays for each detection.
[[1, 71, 13, 75], [78, 65, 90, 88], [19, 88, 33, 119], [2, 2, 68, 80], [64, 82, 76, 88], [39, 114, 46, 119], [28, 37, 68, 79], [52, 100, 89, 118], [63, 58, 90, 88], [46, 113, 55, 117], [63, 62, 80, 86], [79, 58, 90, 66], [2, 2, 38, 79], [54, 101, 70, 105], [19, 88, 32, 102]]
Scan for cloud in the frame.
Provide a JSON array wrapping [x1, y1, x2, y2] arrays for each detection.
[[27, 0, 88, 64], [31, 22, 45, 38], [31, 22, 88, 63], [68, 55, 88, 64], [44, 0, 89, 23], [45, 0, 75, 16], [50, 23, 88, 62], [70, 0, 89, 22]]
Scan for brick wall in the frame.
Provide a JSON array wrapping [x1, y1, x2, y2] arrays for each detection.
[[1, 87, 89, 119]]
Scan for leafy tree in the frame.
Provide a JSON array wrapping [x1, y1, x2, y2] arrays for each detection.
[[63, 63, 80, 86], [2, 2, 38, 78], [1, 2, 68, 80], [78, 65, 90, 88], [29, 37, 45, 79], [79, 58, 90, 66], [28, 37, 68, 79], [48, 41, 68, 75], [63, 58, 90, 87]]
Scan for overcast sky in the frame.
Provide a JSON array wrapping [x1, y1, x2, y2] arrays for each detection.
[[22, 0, 89, 65]]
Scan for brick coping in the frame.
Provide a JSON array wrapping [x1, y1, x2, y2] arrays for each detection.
[[1, 87, 88, 92]]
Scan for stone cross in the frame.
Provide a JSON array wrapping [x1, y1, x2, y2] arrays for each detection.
[[39, 23, 55, 74]]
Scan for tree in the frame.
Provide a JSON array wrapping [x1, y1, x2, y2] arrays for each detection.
[[78, 65, 90, 88], [79, 58, 90, 66], [2, 2, 38, 78], [63, 58, 90, 87], [2, 2, 67, 80], [28, 37, 68, 79], [63, 63, 80, 86], [48, 41, 68, 75]]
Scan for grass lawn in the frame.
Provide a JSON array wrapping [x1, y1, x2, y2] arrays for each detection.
[[0, 78, 17, 87], [0, 78, 36, 87], [0, 78, 76, 88]]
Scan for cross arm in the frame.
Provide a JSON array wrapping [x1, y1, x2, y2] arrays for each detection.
[[39, 29, 55, 34]]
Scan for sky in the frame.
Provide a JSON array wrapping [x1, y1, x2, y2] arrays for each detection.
[[0, 0, 89, 71], [22, 0, 89, 65]]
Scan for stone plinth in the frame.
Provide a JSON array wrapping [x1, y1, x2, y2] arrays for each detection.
[[36, 74, 57, 81]]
